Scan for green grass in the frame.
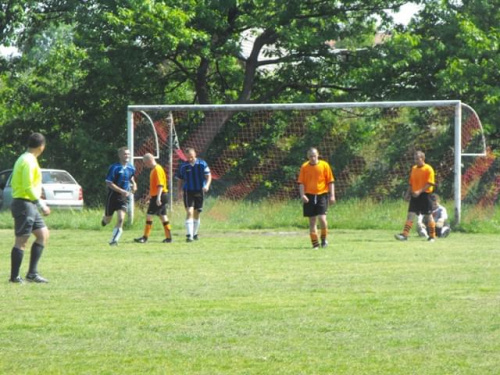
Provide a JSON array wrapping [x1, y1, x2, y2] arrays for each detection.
[[1, 227, 499, 374]]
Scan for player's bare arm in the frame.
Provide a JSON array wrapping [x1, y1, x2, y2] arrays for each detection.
[[203, 174, 212, 193], [131, 176, 137, 193], [404, 186, 412, 200], [299, 184, 309, 203], [329, 183, 336, 204], [156, 185, 163, 206]]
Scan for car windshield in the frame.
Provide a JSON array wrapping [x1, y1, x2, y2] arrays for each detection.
[[42, 171, 76, 184]]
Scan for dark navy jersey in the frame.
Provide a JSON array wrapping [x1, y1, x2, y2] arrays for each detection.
[[176, 159, 210, 192], [105, 163, 135, 191]]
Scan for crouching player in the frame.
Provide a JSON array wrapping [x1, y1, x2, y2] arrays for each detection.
[[417, 194, 451, 238]]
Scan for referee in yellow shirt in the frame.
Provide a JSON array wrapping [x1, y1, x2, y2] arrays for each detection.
[[9, 133, 50, 283]]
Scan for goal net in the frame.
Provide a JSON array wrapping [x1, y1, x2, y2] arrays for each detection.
[[127, 101, 496, 225]]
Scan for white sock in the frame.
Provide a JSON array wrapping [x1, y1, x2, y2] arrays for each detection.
[[185, 219, 194, 239], [193, 219, 200, 236], [110, 227, 123, 243]]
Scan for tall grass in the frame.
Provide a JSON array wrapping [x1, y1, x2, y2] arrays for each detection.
[[0, 198, 498, 233]]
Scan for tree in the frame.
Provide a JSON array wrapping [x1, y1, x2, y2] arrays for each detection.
[[2, 0, 414, 204], [15, 0, 499, 205], [1, 1, 34, 46], [68, 0, 412, 152], [351, 0, 500, 145]]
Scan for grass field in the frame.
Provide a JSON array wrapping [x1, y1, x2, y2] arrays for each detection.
[[1, 224, 499, 374]]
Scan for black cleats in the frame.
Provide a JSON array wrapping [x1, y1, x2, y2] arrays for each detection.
[[394, 233, 408, 241], [134, 236, 148, 243], [26, 273, 48, 283], [9, 276, 24, 284]]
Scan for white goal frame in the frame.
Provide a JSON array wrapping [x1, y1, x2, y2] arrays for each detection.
[[127, 100, 487, 225]]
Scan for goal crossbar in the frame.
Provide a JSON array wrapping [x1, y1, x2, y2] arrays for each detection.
[[128, 100, 461, 112]]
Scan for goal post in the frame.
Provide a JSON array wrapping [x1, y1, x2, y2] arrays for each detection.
[[127, 100, 492, 226], [127, 109, 174, 224]]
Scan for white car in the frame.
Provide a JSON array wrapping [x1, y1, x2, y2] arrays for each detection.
[[0, 168, 84, 210]]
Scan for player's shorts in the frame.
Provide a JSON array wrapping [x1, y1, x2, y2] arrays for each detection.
[[11, 198, 46, 237], [146, 193, 168, 216], [104, 190, 129, 216], [303, 193, 329, 217], [183, 190, 204, 212], [408, 192, 433, 215]]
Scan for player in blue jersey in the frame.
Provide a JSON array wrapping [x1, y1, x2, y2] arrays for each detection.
[[176, 148, 212, 242], [102, 146, 137, 245]]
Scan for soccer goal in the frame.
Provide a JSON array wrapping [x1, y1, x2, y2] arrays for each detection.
[[127, 101, 495, 225]]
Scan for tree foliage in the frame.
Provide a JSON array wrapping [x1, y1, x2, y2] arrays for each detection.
[[351, 0, 500, 143], [0, 0, 498, 205]]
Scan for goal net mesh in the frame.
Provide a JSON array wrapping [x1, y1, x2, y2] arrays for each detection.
[[131, 104, 497, 223]]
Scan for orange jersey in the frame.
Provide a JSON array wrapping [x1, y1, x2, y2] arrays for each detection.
[[409, 163, 435, 193], [149, 164, 168, 196], [298, 160, 335, 195]]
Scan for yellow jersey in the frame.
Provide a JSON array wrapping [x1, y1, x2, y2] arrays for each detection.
[[11, 152, 42, 201]]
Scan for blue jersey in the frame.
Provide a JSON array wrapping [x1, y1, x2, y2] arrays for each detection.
[[106, 163, 135, 191], [176, 159, 210, 192]]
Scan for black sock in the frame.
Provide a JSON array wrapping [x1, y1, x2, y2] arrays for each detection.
[[11, 247, 24, 280], [28, 242, 44, 275]]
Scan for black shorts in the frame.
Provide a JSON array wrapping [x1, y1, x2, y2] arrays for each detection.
[[146, 193, 168, 216], [183, 191, 204, 212], [11, 199, 46, 237], [303, 193, 328, 217], [104, 190, 129, 216], [408, 192, 433, 215]]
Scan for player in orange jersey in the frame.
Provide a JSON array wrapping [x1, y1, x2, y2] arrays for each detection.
[[134, 153, 172, 244], [298, 147, 336, 249], [395, 150, 437, 242]]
